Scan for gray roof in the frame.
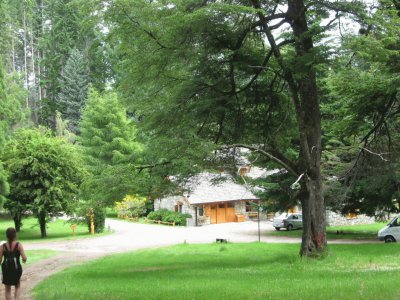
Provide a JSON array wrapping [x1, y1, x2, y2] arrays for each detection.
[[183, 173, 259, 205]]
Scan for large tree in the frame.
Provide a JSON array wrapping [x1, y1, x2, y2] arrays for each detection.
[[79, 90, 143, 205], [322, 0, 400, 217], [56, 48, 89, 133], [109, 0, 368, 256], [0, 60, 25, 208], [2, 129, 83, 237]]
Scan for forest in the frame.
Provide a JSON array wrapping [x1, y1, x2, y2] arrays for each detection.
[[0, 0, 399, 256]]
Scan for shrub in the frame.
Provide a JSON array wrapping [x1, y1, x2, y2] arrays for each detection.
[[147, 209, 191, 226], [115, 195, 147, 219], [86, 207, 105, 233]]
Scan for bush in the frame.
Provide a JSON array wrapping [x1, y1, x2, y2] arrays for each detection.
[[86, 207, 105, 233], [115, 195, 147, 219], [147, 209, 191, 226]]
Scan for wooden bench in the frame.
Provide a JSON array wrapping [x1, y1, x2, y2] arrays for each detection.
[[144, 218, 176, 226], [247, 212, 259, 218], [216, 238, 228, 243]]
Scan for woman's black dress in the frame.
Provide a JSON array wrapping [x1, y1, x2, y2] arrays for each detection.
[[1, 242, 22, 286]]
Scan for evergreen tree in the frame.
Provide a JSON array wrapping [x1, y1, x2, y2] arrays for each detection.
[[79, 90, 143, 205], [108, 0, 369, 256], [323, 0, 400, 216], [56, 48, 89, 133], [39, 0, 84, 125], [0, 163, 9, 206], [2, 128, 84, 237]]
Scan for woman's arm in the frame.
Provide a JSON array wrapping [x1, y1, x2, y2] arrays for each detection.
[[18, 243, 27, 263], [0, 244, 3, 263]]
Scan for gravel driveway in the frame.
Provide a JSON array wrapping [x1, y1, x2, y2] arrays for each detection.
[[24, 219, 299, 254]]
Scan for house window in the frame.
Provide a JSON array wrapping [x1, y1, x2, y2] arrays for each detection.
[[198, 207, 204, 217], [245, 202, 255, 212], [218, 203, 225, 209], [227, 202, 234, 208], [175, 204, 183, 213]]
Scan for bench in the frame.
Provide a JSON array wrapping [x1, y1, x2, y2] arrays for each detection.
[[216, 238, 228, 243]]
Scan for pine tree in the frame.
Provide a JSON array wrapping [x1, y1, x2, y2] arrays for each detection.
[[0, 66, 9, 206], [0, 65, 9, 205], [56, 48, 89, 133], [79, 90, 143, 205]]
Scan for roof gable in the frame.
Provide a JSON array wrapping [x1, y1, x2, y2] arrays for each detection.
[[183, 173, 259, 205]]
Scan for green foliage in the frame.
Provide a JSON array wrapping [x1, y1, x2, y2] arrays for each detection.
[[115, 194, 147, 219], [147, 209, 191, 226], [56, 48, 89, 133], [86, 207, 105, 234], [39, 0, 85, 123], [2, 128, 84, 235], [0, 62, 27, 149], [107, 0, 299, 194], [0, 162, 9, 205], [79, 90, 143, 205], [321, 2, 400, 215]]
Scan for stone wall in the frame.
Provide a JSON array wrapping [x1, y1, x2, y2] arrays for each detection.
[[155, 196, 196, 222], [326, 211, 375, 226]]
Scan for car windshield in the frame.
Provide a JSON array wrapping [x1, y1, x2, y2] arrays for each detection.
[[276, 213, 289, 219], [389, 216, 400, 226]]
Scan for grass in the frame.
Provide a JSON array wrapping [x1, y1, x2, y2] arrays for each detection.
[[0, 217, 109, 242], [25, 250, 58, 265], [34, 243, 400, 300], [269, 222, 386, 240]]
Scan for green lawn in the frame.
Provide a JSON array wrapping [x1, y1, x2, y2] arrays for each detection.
[[25, 250, 58, 265], [0, 217, 106, 242], [34, 243, 400, 300], [269, 222, 386, 240]]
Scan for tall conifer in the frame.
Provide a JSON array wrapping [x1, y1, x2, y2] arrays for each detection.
[[57, 48, 89, 133]]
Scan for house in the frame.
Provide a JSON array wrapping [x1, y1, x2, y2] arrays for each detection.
[[154, 172, 262, 226]]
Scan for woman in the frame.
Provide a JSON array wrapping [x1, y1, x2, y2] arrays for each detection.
[[0, 228, 27, 300]]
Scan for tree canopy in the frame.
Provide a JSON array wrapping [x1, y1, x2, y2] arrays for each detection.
[[2, 129, 84, 237]]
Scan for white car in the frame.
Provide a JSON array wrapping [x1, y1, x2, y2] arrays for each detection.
[[378, 213, 400, 243], [273, 213, 302, 231]]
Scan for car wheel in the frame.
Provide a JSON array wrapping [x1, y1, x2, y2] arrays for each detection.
[[275, 227, 280, 231], [287, 224, 293, 231], [385, 236, 396, 243]]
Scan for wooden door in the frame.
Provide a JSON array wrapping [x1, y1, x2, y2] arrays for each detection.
[[217, 203, 226, 223], [208, 205, 217, 224], [226, 202, 235, 222]]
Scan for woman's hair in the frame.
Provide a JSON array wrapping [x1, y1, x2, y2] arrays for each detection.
[[5, 227, 16, 243]]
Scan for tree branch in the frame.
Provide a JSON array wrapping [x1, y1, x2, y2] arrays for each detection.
[[221, 144, 299, 177], [121, 9, 169, 49], [135, 161, 172, 173]]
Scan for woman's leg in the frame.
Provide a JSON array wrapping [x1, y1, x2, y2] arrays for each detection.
[[4, 285, 12, 300], [14, 283, 20, 300]]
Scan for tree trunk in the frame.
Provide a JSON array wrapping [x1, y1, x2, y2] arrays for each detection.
[[10, 24, 16, 73], [13, 213, 22, 232], [250, 0, 326, 256], [288, 0, 326, 256], [30, 21, 39, 125], [22, 6, 30, 112], [38, 212, 47, 238]]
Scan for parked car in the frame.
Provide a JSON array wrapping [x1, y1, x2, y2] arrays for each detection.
[[273, 213, 302, 231], [378, 213, 400, 243]]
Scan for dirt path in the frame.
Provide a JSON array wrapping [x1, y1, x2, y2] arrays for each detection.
[[13, 219, 378, 299], [0, 252, 104, 299]]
